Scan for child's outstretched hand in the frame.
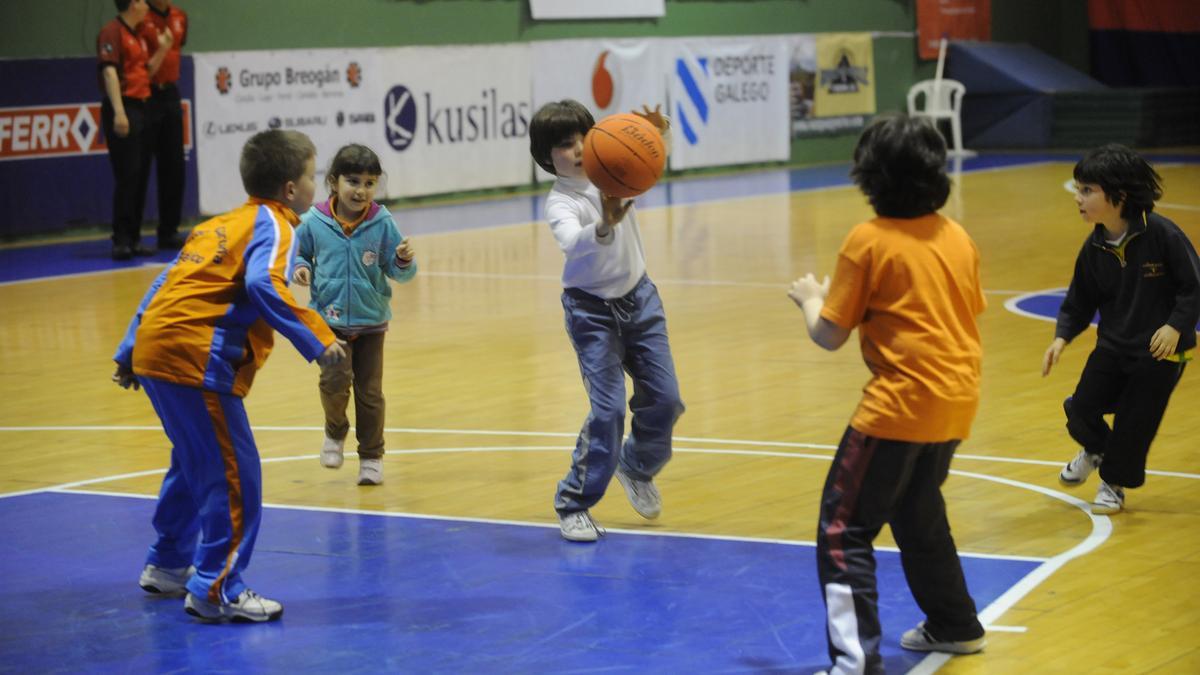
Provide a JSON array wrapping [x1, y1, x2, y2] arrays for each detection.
[[600, 193, 632, 230], [788, 273, 831, 309], [111, 363, 139, 391], [293, 267, 311, 286], [1149, 324, 1180, 360], [632, 104, 672, 155], [395, 239, 414, 267], [1042, 337, 1067, 376], [633, 104, 669, 132]]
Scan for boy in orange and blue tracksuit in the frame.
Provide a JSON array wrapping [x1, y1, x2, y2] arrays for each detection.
[[112, 129, 345, 623]]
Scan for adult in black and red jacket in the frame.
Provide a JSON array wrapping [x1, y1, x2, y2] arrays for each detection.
[[97, 0, 171, 260], [139, 0, 188, 250]]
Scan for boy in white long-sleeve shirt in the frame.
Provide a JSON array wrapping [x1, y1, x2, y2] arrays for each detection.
[[529, 99, 685, 542]]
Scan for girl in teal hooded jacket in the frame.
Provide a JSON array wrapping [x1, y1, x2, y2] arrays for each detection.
[[292, 144, 416, 486]]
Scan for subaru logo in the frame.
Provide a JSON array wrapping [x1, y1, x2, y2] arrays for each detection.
[[384, 85, 417, 151]]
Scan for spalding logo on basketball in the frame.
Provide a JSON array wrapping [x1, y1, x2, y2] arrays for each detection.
[[582, 114, 666, 199]]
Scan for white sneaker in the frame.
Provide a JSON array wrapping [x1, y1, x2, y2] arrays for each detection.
[[185, 589, 283, 623], [357, 458, 383, 485], [138, 564, 194, 597], [900, 621, 986, 654], [559, 510, 605, 542], [614, 466, 662, 519], [1092, 481, 1125, 515], [320, 437, 345, 469], [1059, 449, 1101, 486]]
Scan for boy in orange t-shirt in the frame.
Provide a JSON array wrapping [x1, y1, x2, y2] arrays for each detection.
[[788, 114, 987, 673]]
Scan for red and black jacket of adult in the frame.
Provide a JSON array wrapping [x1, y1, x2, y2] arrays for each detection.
[[1056, 211, 1200, 357], [96, 17, 150, 99], [139, 3, 188, 86]]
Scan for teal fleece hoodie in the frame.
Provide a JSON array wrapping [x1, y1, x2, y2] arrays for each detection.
[[294, 199, 417, 330]]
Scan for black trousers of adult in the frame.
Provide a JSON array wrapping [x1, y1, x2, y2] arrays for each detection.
[[140, 84, 186, 240], [101, 98, 147, 248], [1066, 347, 1185, 488], [816, 427, 983, 675]]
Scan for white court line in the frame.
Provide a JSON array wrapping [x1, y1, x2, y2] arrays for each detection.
[[1004, 288, 1065, 324], [1060, 177, 1200, 212], [3, 424, 1195, 480], [19, 444, 1046, 563], [911, 468, 1113, 674]]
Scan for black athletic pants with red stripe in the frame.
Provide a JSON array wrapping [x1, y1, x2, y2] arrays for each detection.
[[816, 427, 983, 674]]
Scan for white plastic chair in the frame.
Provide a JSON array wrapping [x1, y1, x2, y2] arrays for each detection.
[[906, 79, 968, 156]]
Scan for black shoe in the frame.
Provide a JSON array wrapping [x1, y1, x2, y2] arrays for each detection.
[[112, 244, 134, 261], [132, 244, 156, 257], [157, 233, 185, 250]]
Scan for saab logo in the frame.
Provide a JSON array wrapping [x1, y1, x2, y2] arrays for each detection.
[[347, 61, 362, 88], [216, 67, 232, 94], [0, 102, 193, 161], [384, 85, 417, 151], [820, 51, 868, 94], [591, 51, 619, 112], [673, 58, 710, 146]]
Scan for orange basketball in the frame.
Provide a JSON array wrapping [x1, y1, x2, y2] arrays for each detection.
[[582, 114, 666, 198]]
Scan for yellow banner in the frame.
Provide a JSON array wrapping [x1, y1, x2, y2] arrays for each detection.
[[814, 33, 875, 117]]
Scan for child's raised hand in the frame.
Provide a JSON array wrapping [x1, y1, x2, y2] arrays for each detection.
[[1149, 324, 1180, 360], [111, 363, 139, 391], [293, 267, 311, 286], [632, 104, 669, 133], [1041, 337, 1066, 377], [395, 239, 414, 266], [600, 193, 632, 229], [788, 273, 830, 308]]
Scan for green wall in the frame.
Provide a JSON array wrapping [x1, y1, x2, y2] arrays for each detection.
[[2, 1, 918, 57]]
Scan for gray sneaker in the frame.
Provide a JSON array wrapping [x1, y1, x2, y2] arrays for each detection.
[[900, 621, 986, 654], [1059, 449, 1101, 486], [138, 564, 195, 597], [358, 458, 383, 485], [559, 510, 605, 542], [185, 589, 283, 623], [320, 436, 345, 469], [614, 466, 662, 519], [1092, 481, 1125, 515]]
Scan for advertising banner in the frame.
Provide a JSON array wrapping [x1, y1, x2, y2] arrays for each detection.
[[376, 44, 533, 197], [531, 38, 666, 182], [193, 49, 385, 214], [664, 36, 790, 170], [813, 33, 876, 119], [529, 0, 664, 20], [787, 34, 865, 137], [194, 45, 532, 213], [916, 0, 991, 60], [0, 57, 198, 237]]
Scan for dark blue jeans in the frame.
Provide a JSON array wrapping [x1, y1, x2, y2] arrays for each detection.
[[554, 275, 685, 515]]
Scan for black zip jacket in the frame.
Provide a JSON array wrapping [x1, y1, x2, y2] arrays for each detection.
[[1056, 211, 1200, 357]]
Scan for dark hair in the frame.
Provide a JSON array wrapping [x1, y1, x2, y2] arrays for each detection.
[[850, 114, 950, 218], [239, 130, 316, 199], [529, 99, 595, 174], [1073, 144, 1162, 219], [114, 0, 134, 11], [326, 144, 383, 192]]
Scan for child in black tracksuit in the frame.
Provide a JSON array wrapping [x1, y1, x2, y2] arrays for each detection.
[[1042, 144, 1200, 514]]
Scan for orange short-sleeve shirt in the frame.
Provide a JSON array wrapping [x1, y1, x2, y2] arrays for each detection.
[[820, 214, 986, 443]]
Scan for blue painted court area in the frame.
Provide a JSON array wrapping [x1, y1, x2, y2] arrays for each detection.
[[0, 491, 1038, 674]]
